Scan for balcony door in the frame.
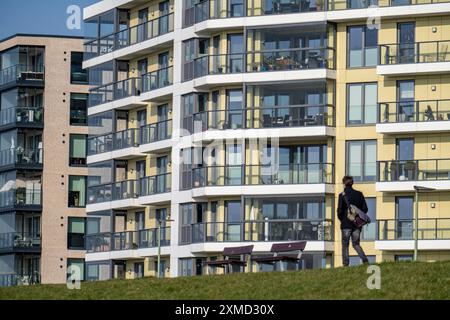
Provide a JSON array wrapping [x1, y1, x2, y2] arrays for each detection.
[[156, 208, 168, 244], [229, 0, 244, 17], [159, 1, 170, 34], [397, 22, 415, 64], [225, 200, 242, 241], [226, 89, 243, 129], [395, 196, 414, 239], [157, 104, 169, 139], [137, 8, 148, 42], [396, 138, 415, 180], [227, 34, 244, 73], [397, 80, 415, 122], [158, 51, 169, 87], [156, 156, 168, 193], [225, 143, 243, 185]]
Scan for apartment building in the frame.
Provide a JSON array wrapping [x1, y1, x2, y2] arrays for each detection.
[[82, 0, 450, 280], [0, 35, 89, 286]]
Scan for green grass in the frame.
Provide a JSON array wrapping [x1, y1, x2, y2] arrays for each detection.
[[1, 261, 449, 300]]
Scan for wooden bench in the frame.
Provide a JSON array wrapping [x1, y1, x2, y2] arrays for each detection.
[[253, 241, 307, 271], [206, 245, 254, 273]]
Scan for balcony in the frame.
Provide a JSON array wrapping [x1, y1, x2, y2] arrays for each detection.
[[87, 128, 143, 162], [0, 188, 42, 210], [87, 179, 139, 203], [0, 64, 44, 89], [0, 107, 44, 131], [188, 48, 335, 87], [378, 40, 450, 76], [86, 227, 171, 253], [84, 12, 174, 64], [180, 219, 333, 247], [140, 119, 172, 152], [188, 164, 334, 196], [0, 148, 43, 170], [0, 232, 41, 253], [185, 105, 335, 140], [376, 159, 450, 191], [0, 273, 40, 287], [139, 173, 172, 204], [140, 66, 174, 101], [376, 218, 450, 251]]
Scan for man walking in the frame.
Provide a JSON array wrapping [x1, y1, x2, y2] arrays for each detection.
[[337, 176, 369, 266]]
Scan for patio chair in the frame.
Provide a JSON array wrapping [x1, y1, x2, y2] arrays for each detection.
[[253, 241, 307, 271]]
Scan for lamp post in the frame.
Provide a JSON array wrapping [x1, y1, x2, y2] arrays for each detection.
[[157, 218, 174, 278], [413, 185, 435, 261]]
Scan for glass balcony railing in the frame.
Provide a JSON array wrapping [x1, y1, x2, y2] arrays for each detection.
[[180, 219, 334, 244], [379, 40, 450, 65], [112, 128, 140, 150], [0, 64, 44, 87], [0, 148, 43, 167], [377, 218, 450, 240], [86, 227, 171, 253], [330, 0, 450, 11], [0, 107, 44, 128], [140, 119, 172, 144], [139, 173, 172, 196], [0, 232, 41, 250], [84, 13, 174, 60], [0, 188, 42, 208], [378, 100, 450, 123], [0, 273, 40, 287], [378, 159, 450, 182], [89, 77, 142, 107], [87, 179, 139, 204], [191, 163, 334, 188], [142, 66, 173, 92], [87, 133, 113, 155]]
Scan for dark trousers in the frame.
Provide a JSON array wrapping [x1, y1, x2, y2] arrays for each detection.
[[342, 228, 368, 266]]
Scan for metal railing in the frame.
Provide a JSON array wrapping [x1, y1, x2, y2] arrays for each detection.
[[0, 107, 44, 127], [0, 188, 42, 208], [89, 77, 142, 107], [140, 119, 172, 144], [142, 66, 173, 92], [84, 13, 174, 59], [378, 159, 450, 182], [139, 173, 172, 196], [0, 232, 41, 250], [377, 218, 450, 240], [0, 273, 40, 287], [191, 163, 334, 188], [87, 132, 113, 155], [379, 40, 450, 65], [0, 148, 43, 167], [87, 179, 139, 204], [180, 219, 334, 244], [86, 227, 171, 253], [0, 64, 44, 86], [378, 100, 450, 123]]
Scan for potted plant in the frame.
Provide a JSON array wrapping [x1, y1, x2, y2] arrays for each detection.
[[316, 0, 324, 11], [389, 160, 398, 181], [404, 161, 416, 180]]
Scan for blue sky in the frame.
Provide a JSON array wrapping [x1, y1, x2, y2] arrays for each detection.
[[0, 0, 98, 40]]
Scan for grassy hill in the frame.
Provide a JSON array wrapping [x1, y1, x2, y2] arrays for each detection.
[[0, 261, 449, 300]]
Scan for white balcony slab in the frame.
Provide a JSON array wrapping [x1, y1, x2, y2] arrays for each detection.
[[87, 147, 145, 164], [84, 0, 149, 21], [376, 180, 450, 192], [192, 69, 335, 89], [139, 192, 172, 205], [376, 121, 450, 134], [377, 61, 450, 76], [85, 246, 172, 262], [184, 241, 334, 255], [83, 32, 174, 69], [88, 96, 147, 116], [86, 198, 143, 213], [139, 139, 172, 154], [140, 85, 174, 102], [191, 183, 334, 198], [375, 239, 450, 251]]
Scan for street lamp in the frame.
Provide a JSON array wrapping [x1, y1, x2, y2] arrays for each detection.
[[156, 218, 174, 278], [413, 185, 435, 261]]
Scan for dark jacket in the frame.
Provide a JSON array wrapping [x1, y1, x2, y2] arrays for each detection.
[[337, 186, 368, 230]]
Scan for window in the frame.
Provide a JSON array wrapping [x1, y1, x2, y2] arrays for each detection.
[[67, 258, 85, 281], [348, 26, 378, 68], [68, 217, 86, 250], [70, 93, 88, 125], [395, 254, 413, 262], [69, 134, 87, 166], [349, 255, 376, 266], [347, 83, 377, 125], [346, 140, 377, 182], [71, 52, 88, 84], [180, 258, 193, 276], [361, 198, 376, 240], [68, 176, 87, 207]]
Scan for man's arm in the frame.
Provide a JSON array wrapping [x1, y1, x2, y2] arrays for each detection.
[[360, 192, 369, 213], [337, 193, 344, 221]]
